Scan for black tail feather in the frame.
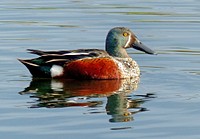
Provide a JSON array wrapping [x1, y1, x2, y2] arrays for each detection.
[[18, 59, 51, 78]]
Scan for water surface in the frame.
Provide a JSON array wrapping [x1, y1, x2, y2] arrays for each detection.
[[0, 0, 200, 139]]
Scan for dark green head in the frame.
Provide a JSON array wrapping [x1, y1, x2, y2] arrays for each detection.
[[105, 27, 156, 58]]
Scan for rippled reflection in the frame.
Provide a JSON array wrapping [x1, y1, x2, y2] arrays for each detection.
[[19, 78, 154, 122]]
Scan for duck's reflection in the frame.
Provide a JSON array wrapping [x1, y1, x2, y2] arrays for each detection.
[[106, 93, 146, 122], [19, 78, 154, 122]]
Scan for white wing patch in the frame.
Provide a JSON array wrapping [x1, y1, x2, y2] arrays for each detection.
[[64, 52, 89, 56], [50, 65, 64, 77]]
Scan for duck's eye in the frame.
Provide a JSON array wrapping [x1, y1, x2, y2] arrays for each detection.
[[123, 32, 129, 37]]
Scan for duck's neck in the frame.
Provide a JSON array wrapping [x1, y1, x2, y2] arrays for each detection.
[[106, 42, 130, 58]]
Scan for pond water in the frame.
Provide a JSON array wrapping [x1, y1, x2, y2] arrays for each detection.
[[0, 0, 200, 139]]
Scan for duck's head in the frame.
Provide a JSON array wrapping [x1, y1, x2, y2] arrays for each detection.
[[105, 27, 156, 58]]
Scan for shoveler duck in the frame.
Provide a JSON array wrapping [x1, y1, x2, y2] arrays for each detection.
[[18, 27, 156, 79]]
